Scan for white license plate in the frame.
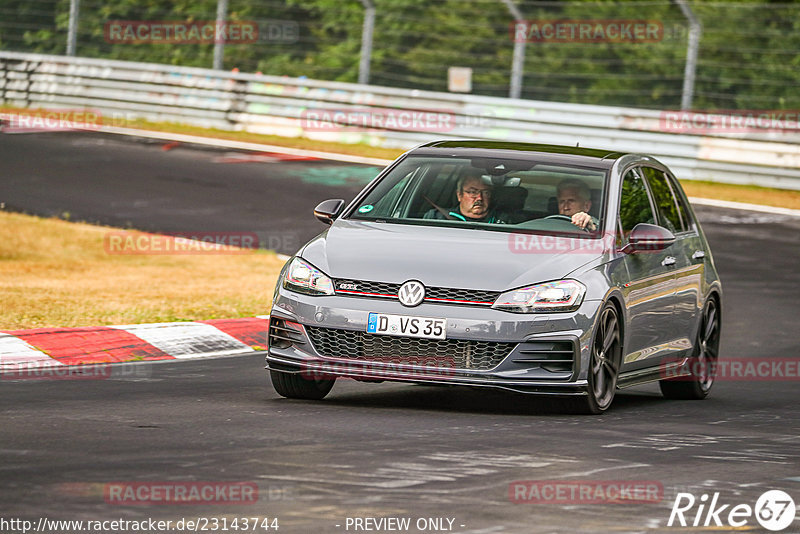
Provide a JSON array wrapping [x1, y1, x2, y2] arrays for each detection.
[[366, 312, 447, 340]]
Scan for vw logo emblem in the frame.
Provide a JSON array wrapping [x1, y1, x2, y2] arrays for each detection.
[[398, 280, 425, 307]]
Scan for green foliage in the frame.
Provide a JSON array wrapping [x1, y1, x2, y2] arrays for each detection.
[[1, 0, 798, 110]]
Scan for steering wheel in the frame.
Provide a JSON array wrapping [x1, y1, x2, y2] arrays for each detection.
[[543, 213, 593, 233]]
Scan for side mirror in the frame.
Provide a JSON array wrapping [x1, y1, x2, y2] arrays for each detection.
[[314, 199, 345, 225], [620, 223, 676, 254]]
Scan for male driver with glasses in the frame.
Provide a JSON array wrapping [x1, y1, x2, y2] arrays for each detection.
[[424, 169, 503, 223]]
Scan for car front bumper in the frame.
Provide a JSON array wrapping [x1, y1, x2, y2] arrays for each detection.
[[265, 288, 604, 396]]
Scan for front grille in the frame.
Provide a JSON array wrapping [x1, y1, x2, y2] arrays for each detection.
[[425, 287, 501, 305], [334, 278, 500, 307], [305, 326, 515, 371], [335, 279, 399, 298]]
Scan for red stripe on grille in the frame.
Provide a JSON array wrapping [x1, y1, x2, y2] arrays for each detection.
[[336, 290, 395, 297], [425, 297, 493, 305]]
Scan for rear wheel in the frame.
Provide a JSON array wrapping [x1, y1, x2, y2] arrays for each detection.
[[270, 370, 335, 400], [571, 302, 622, 414], [660, 298, 719, 400]]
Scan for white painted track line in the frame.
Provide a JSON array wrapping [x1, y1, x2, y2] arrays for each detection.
[[0, 333, 62, 369], [688, 197, 800, 217], [98, 126, 393, 166]]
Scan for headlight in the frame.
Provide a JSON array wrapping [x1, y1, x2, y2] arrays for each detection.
[[282, 257, 334, 296], [492, 280, 586, 313]]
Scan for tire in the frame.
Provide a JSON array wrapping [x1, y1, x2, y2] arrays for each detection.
[[659, 297, 720, 400], [571, 302, 622, 414], [270, 370, 335, 400]]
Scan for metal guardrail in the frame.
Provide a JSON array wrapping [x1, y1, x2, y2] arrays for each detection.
[[2, 50, 800, 190]]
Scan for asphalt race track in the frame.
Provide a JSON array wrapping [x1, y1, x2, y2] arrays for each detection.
[[2, 131, 800, 533], [0, 131, 383, 255]]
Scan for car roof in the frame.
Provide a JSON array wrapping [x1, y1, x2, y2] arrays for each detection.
[[409, 140, 627, 169]]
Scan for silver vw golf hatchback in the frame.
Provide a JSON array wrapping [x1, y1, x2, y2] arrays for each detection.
[[266, 140, 722, 413]]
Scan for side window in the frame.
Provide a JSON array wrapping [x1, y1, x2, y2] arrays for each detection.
[[641, 167, 682, 233], [371, 169, 414, 217], [405, 163, 470, 218], [667, 173, 693, 231], [619, 169, 655, 236], [426, 164, 461, 206]]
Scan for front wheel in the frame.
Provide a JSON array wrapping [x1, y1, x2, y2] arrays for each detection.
[[571, 302, 622, 414], [270, 370, 335, 400], [659, 298, 720, 400]]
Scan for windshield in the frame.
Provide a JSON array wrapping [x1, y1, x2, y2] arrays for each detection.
[[349, 155, 607, 236]]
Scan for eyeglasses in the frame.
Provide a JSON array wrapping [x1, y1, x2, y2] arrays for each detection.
[[462, 188, 492, 197]]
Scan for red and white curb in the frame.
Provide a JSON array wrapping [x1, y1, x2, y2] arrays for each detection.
[[0, 317, 269, 373]]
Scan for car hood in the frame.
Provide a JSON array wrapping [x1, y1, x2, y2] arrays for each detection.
[[300, 220, 602, 291]]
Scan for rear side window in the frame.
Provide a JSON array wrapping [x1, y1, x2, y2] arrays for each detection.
[[667, 173, 694, 231], [619, 169, 655, 235], [641, 167, 683, 233]]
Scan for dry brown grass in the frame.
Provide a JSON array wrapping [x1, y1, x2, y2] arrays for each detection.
[[0, 211, 285, 330]]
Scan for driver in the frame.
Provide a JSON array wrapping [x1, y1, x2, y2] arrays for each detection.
[[557, 178, 598, 231], [424, 169, 503, 223]]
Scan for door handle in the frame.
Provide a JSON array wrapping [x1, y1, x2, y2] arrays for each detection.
[[662, 256, 677, 267], [692, 250, 706, 261]]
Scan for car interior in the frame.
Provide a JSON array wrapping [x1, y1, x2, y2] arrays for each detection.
[[402, 161, 606, 225]]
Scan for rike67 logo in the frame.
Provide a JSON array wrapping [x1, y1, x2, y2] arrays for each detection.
[[668, 489, 796, 531]]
